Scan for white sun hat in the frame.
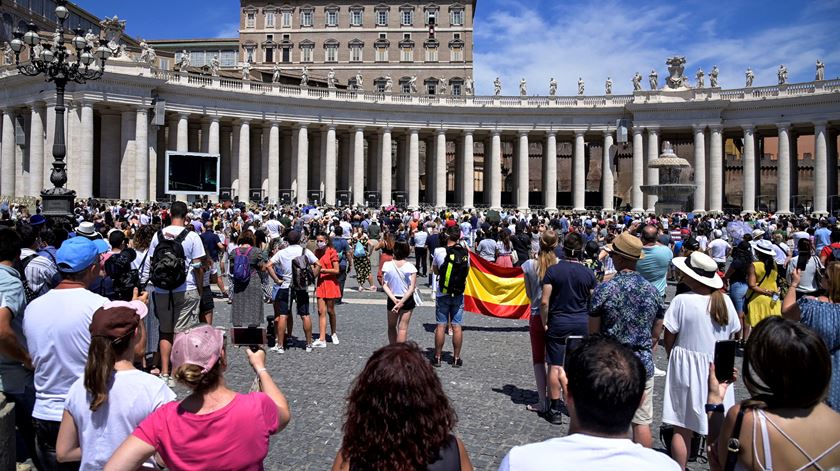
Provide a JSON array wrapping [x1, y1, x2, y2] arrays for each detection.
[[672, 252, 723, 290]]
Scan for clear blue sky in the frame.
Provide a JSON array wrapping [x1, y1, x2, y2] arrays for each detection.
[[75, 0, 840, 95]]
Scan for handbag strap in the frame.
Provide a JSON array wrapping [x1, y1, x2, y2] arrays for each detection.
[[724, 404, 749, 471], [391, 260, 409, 292]]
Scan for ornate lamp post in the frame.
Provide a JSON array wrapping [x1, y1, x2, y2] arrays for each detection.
[[8, 0, 111, 222]]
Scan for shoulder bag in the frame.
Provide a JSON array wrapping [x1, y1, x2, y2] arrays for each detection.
[[391, 260, 423, 307]]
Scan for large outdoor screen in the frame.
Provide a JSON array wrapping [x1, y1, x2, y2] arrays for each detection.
[[165, 152, 220, 196]]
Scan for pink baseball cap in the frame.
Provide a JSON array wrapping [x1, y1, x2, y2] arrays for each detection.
[[171, 324, 224, 374], [102, 300, 148, 319]]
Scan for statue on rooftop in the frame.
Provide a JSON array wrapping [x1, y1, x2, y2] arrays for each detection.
[[632, 72, 642, 91], [695, 67, 704, 88], [271, 65, 281, 83], [649, 69, 658, 90], [549, 77, 557, 96], [605, 77, 613, 95], [745, 67, 754, 87], [519, 78, 527, 96], [464, 76, 474, 95], [327, 68, 336, 88], [493, 77, 502, 96], [710, 65, 719, 87], [578, 77, 585, 95], [778, 64, 788, 85], [816, 59, 825, 81]]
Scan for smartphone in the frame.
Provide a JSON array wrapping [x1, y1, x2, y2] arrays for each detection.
[[565, 335, 585, 362], [714, 340, 738, 383], [230, 327, 266, 347]]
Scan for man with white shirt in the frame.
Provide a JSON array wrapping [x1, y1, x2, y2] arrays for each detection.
[[144, 201, 205, 384], [23, 237, 111, 469], [499, 336, 679, 471], [264, 213, 283, 240], [707, 230, 731, 270]]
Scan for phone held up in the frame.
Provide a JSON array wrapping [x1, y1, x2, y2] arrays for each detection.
[[230, 327, 266, 352], [714, 340, 738, 383]]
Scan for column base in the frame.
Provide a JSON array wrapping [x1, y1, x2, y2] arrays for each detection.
[[739, 210, 754, 216], [812, 211, 829, 217], [490, 206, 503, 211], [573, 207, 587, 213], [775, 210, 792, 216], [544, 207, 558, 212], [631, 208, 645, 214]]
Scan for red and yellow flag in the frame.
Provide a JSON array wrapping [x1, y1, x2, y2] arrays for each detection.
[[463, 252, 531, 320]]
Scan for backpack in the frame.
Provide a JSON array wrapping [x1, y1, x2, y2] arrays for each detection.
[[291, 251, 315, 291], [150, 229, 189, 291], [231, 247, 254, 285], [439, 245, 470, 296], [354, 240, 366, 257], [14, 254, 39, 303]]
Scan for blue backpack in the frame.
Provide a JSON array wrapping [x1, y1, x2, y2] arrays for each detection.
[[232, 247, 253, 285], [354, 240, 366, 257]]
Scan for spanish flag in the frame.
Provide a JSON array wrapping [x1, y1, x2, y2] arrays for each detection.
[[463, 252, 531, 320]]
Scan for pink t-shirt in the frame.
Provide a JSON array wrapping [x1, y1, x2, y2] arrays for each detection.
[[133, 392, 279, 471]]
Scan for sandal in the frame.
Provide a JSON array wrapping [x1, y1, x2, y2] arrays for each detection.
[[526, 403, 546, 413]]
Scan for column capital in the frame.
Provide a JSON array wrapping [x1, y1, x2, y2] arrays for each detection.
[[379, 126, 393, 134], [323, 124, 336, 131], [814, 120, 828, 129], [545, 130, 557, 137], [741, 125, 754, 133], [135, 107, 149, 116], [462, 129, 474, 137], [692, 124, 706, 133], [408, 127, 421, 134], [436, 128, 446, 136], [295, 122, 308, 130], [354, 126, 365, 133], [601, 129, 612, 137], [632, 126, 644, 135], [203, 115, 220, 123], [491, 129, 502, 137], [178, 112, 191, 119], [708, 124, 723, 132], [235, 118, 251, 125], [777, 122, 791, 131], [573, 129, 586, 138], [646, 126, 659, 134]]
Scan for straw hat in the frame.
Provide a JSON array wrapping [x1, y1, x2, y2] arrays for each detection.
[[606, 232, 645, 260], [672, 252, 723, 289]]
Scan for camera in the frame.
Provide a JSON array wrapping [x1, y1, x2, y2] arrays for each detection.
[[104, 248, 141, 301]]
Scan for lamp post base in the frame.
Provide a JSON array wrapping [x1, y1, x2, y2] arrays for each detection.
[[41, 187, 76, 223]]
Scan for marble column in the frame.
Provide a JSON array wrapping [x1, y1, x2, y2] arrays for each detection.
[[814, 121, 828, 215], [167, 116, 178, 151], [148, 124, 160, 200], [231, 122, 241, 195], [238, 119, 251, 200], [573, 130, 586, 211], [408, 129, 420, 209], [135, 108, 149, 201], [367, 134, 380, 194], [99, 112, 121, 198], [515, 131, 529, 210], [268, 122, 280, 202], [425, 137, 435, 203], [435, 129, 447, 208], [645, 128, 659, 211], [120, 110, 137, 200], [709, 125, 724, 213], [828, 128, 838, 209], [43, 103, 55, 190], [693, 125, 707, 213], [65, 103, 78, 193], [777, 124, 792, 214], [631, 127, 644, 212], [324, 125, 337, 205], [489, 131, 502, 210], [188, 123, 200, 153], [261, 125, 270, 198], [741, 126, 756, 214], [543, 132, 558, 211], [461, 131, 474, 209], [208, 117, 220, 155], [220, 126, 232, 190], [352, 127, 365, 206], [602, 130, 614, 211], [380, 127, 392, 206], [177, 114, 189, 153], [200, 120, 211, 154], [1, 110, 15, 197], [27, 104, 45, 197], [77, 103, 94, 199], [296, 124, 309, 205]]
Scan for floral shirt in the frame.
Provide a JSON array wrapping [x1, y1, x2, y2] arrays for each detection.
[[798, 297, 840, 413], [589, 271, 664, 379]]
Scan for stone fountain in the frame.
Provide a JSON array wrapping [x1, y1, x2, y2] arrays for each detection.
[[640, 141, 697, 214]]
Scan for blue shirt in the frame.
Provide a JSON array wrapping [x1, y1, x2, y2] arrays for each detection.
[[815, 227, 831, 252], [636, 245, 673, 297], [333, 237, 350, 268], [798, 297, 840, 412], [0, 264, 31, 394]]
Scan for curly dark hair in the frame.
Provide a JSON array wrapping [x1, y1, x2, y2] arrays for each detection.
[[340, 342, 457, 470]]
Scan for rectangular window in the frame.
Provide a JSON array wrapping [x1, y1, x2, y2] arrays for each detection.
[[351, 10, 362, 26], [401, 82, 411, 94], [192, 51, 207, 67], [351, 46, 362, 62], [266, 12, 275, 28], [159, 58, 170, 70], [425, 11, 436, 25], [265, 48, 274, 63], [451, 47, 462, 62], [451, 10, 463, 25], [375, 47, 388, 62], [282, 47, 291, 63], [425, 48, 438, 62], [401, 47, 413, 62], [377, 10, 388, 26], [326, 10, 338, 26], [301, 11, 313, 27], [220, 50, 237, 66], [266, 34, 273, 41], [326, 47, 337, 62], [452, 83, 462, 96], [246, 12, 255, 28], [427, 83, 437, 95], [302, 48, 312, 62], [401, 10, 413, 25], [282, 11, 292, 27]]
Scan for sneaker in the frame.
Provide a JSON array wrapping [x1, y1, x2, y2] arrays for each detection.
[[546, 409, 564, 425], [654, 367, 666, 377], [432, 357, 442, 368], [312, 339, 328, 348], [305, 344, 313, 353], [160, 374, 175, 388], [269, 345, 285, 354], [331, 333, 339, 345], [452, 358, 463, 368]]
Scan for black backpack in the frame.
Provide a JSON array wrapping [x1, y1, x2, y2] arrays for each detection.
[[439, 245, 469, 296], [14, 254, 38, 303], [291, 251, 315, 291], [150, 229, 189, 291]]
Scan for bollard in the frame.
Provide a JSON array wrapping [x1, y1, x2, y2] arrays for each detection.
[[0, 392, 15, 471]]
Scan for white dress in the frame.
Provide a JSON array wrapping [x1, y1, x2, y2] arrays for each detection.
[[662, 292, 741, 434]]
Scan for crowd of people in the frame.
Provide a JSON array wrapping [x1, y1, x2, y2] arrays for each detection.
[[1, 197, 839, 470]]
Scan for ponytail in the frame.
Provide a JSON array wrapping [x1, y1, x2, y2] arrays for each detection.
[[84, 335, 131, 411], [708, 290, 729, 327]]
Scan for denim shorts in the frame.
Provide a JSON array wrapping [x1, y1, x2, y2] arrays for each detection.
[[729, 281, 748, 313], [435, 294, 464, 325], [273, 287, 310, 316]]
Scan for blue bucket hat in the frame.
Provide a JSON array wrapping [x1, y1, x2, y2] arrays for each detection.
[[56, 237, 101, 273]]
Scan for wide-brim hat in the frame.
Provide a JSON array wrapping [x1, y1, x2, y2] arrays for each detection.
[[75, 221, 96, 237], [673, 252, 723, 289], [606, 232, 645, 260], [753, 239, 776, 257]]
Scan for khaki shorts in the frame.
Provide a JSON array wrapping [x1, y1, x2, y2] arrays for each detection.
[[632, 376, 655, 425], [154, 290, 201, 334]]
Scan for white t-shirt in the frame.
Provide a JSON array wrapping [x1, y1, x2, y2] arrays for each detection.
[[382, 260, 418, 297], [64, 370, 176, 470], [707, 239, 730, 263], [145, 225, 206, 293], [269, 244, 318, 289], [264, 219, 282, 239], [771, 242, 789, 266], [23, 288, 107, 421], [499, 433, 680, 471]]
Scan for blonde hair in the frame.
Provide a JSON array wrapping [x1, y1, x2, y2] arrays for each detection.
[[826, 262, 840, 303], [174, 361, 223, 393], [537, 230, 558, 279], [708, 290, 729, 327]]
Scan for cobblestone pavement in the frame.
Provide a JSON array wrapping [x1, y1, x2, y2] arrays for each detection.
[[193, 277, 745, 471]]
